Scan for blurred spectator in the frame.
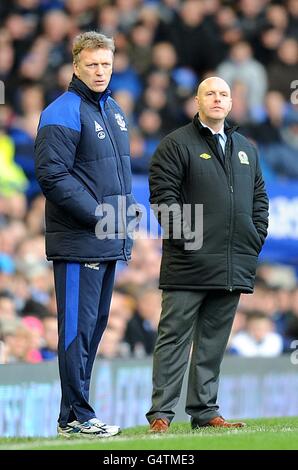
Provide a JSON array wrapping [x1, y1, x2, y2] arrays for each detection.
[[40, 314, 58, 360], [267, 37, 298, 99], [217, 40, 268, 111], [250, 91, 287, 144], [214, 5, 243, 49], [116, 0, 140, 32], [255, 25, 284, 66], [128, 21, 154, 76], [0, 131, 28, 197], [125, 285, 161, 356], [227, 80, 252, 134], [19, 37, 50, 82], [229, 310, 283, 357], [98, 327, 129, 359], [238, 0, 267, 45], [259, 110, 298, 178], [22, 314, 43, 362], [98, 290, 134, 359], [151, 41, 177, 74], [226, 307, 248, 353], [10, 105, 42, 201], [97, 4, 120, 38], [130, 128, 152, 174], [282, 287, 298, 350], [287, 0, 298, 38], [25, 194, 45, 236], [109, 50, 142, 99], [0, 291, 17, 320], [0, 317, 33, 363], [155, 0, 221, 74], [266, 4, 289, 34], [21, 298, 51, 319]]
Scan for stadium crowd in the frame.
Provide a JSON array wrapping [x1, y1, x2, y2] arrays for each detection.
[[1, 0, 298, 363]]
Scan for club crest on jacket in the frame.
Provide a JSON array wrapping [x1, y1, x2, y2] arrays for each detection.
[[238, 151, 249, 164], [115, 113, 127, 131]]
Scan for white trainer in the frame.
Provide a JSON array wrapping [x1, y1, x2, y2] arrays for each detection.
[[57, 418, 121, 438], [88, 417, 121, 435]]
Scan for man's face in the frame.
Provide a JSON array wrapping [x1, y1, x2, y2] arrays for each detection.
[[73, 47, 113, 93], [196, 78, 232, 124]]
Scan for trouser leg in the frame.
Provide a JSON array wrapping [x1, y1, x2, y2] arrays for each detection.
[[83, 262, 116, 401], [54, 261, 114, 427], [185, 290, 240, 426], [146, 290, 206, 424]]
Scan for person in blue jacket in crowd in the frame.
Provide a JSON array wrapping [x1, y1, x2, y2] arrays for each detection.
[[35, 31, 139, 437]]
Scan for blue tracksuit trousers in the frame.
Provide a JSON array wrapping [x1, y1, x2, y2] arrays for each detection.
[[53, 260, 116, 427]]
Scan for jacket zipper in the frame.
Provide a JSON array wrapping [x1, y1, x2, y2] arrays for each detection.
[[210, 137, 234, 290], [225, 138, 234, 291], [99, 98, 127, 257]]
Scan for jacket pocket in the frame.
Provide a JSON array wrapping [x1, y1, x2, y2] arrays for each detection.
[[233, 213, 262, 255]]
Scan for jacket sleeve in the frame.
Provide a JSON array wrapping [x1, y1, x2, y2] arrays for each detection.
[[35, 124, 100, 228], [149, 138, 193, 246], [149, 138, 184, 205], [253, 151, 269, 245]]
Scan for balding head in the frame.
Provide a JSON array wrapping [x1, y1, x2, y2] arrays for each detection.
[[197, 77, 231, 98], [196, 76, 232, 131]]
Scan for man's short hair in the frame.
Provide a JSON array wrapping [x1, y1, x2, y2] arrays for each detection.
[[72, 31, 115, 64]]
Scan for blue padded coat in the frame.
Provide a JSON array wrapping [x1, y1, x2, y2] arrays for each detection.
[[35, 75, 137, 262]]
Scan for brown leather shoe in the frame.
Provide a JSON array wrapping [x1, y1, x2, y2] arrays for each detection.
[[201, 416, 246, 428], [149, 418, 170, 433]]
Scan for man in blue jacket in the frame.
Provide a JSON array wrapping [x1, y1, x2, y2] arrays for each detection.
[[35, 31, 139, 437]]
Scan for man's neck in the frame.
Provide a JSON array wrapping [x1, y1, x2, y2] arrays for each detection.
[[69, 74, 105, 105], [199, 116, 224, 134]]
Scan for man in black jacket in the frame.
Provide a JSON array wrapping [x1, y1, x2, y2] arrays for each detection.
[[35, 32, 139, 437], [147, 77, 269, 432]]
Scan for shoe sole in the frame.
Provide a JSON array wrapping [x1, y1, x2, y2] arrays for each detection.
[[57, 428, 121, 439], [58, 429, 121, 439]]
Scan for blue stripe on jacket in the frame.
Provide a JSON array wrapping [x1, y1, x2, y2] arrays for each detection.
[[39, 92, 81, 132]]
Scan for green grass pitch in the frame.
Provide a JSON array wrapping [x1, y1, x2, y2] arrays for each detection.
[[0, 417, 298, 450]]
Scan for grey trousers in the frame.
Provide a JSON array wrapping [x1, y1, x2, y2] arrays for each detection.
[[146, 289, 240, 426]]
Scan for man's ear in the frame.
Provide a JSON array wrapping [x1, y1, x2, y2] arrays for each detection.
[[73, 61, 79, 77], [195, 95, 200, 111]]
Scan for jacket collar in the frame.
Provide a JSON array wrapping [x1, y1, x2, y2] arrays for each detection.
[[68, 74, 110, 106], [192, 113, 238, 136]]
